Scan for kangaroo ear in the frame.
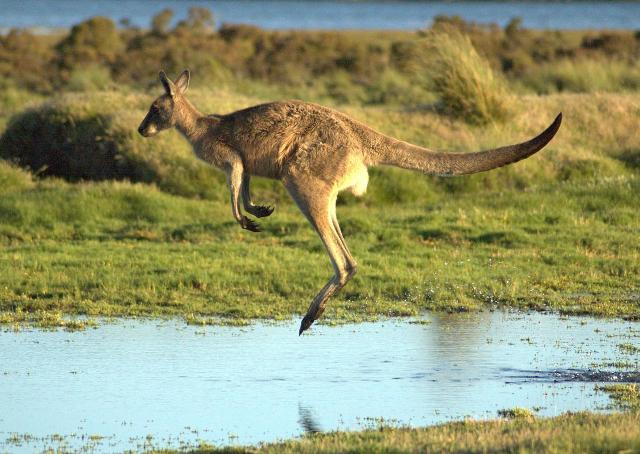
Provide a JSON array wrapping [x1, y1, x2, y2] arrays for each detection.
[[159, 70, 176, 96], [174, 69, 190, 94]]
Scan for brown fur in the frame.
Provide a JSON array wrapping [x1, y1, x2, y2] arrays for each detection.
[[139, 70, 562, 334]]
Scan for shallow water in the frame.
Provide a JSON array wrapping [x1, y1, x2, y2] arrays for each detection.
[[2, 1, 640, 31], [0, 311, 638, 453]]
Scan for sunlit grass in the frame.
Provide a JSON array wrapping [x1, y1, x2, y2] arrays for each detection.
[[0, 88, 639, 326], [152, 412, 640, 453], [0, 172, 637, 325]]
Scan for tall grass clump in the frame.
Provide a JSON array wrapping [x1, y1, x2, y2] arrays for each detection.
[[427, 27, 510, 124]]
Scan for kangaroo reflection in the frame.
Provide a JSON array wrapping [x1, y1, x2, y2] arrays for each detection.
[[298, 403, 322, 434]]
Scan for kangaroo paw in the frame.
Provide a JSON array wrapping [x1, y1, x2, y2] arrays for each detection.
[[252, 205, 275, 218], [299, 314, 315, 335], [240, 216, 261, 232]]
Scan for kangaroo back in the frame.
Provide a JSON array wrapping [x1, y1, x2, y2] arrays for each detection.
[[371, 114, 562, 176]]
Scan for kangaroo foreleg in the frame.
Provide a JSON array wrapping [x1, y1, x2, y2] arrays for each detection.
[[241, 173, 275, 218], [225, 160, 261, 232]]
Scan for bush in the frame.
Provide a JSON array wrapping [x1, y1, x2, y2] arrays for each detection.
[[56, 17, 124, 70], [426, 27, 510, 124], [151, 8, 174, 35], [0, 92, 226, 200], [0, 29, 55, 92]]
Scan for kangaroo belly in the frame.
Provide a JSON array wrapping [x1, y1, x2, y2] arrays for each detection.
[[340, 165, 369, 197]]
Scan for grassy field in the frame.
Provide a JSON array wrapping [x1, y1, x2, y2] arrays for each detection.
[[1, 13, 639, 454], [0, 90, 639, 327], [1, 168, 638, 328], [1, 15, 639, 328], [148, 411, 640, 453]]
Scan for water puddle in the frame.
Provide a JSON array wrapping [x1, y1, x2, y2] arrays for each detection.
[[1, 311, 638, 453]]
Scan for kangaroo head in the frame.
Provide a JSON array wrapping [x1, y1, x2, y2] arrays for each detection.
[[138, 69, 190, 137]]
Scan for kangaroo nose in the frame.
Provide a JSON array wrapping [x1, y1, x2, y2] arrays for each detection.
[[137, 125, 145, 136]]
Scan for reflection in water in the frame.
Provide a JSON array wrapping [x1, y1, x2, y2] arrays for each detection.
[[0, 312, 638, 453], [298, 403, 322, 434], [427, 311, 495, 368]]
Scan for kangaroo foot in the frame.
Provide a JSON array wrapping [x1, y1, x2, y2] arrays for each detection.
[[252, 205, 275, 218], [240, 215, 261, 232], [299, 302, 327, 335], [299, 314, 315, 335]]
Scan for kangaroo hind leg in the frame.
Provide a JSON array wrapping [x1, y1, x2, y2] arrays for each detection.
[[285, 179, 357, 335]]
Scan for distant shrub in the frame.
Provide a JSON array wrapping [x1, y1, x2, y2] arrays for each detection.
[[426, 27, 510, 124], [151, 8, 174, 35], [0, 92, 226, 200], [176, 7, 215, 34], [218, 23, 263, 42], [581, 32, 638, 57], [56, 17, 124, 70], [0, 29, 55, 92]]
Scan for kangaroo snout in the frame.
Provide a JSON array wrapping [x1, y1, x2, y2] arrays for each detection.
[[137, 123, 157, 137]]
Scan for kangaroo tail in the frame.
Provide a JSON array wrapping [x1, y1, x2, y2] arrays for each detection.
[[374, 113, 562, 176]]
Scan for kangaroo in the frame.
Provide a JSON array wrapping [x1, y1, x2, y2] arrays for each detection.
[[138, 69, 562, 335]]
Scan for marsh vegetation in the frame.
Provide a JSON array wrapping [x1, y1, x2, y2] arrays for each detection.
[[1, 10, 639, 327], [0, 7, 639, 452]]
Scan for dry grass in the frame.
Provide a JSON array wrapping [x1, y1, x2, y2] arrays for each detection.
[[153, 412, 640, 453], [425, 27, 510, 125]]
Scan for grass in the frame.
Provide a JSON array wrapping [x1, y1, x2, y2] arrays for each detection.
[[0, 87, 639, 326], [598, 384, 640, 412], [0, 168, 637, 326], [150, 411, 640, 453], [518, 58, 640, 95], [426, 27, 510, 124]]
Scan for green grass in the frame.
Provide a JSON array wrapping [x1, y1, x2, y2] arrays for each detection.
[[0, 88, 639, 327], [518, 58, 640, 95], [598, 384, 640, 412], [151, 411, 640, 453], [0, 169, 637, 326]]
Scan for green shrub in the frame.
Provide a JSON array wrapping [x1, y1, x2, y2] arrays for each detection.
[[426, 27, 510, 124], [151, 8, 174, 35], [0, 29, 55, 92], [56, 17, 124, 70], [0, 91, 226, 200]]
